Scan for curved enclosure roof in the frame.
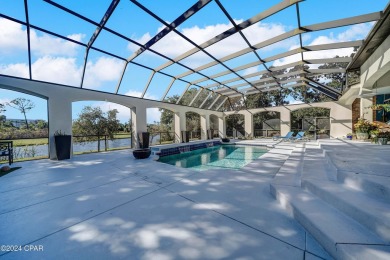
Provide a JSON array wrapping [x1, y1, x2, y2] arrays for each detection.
[[0, 0, 389, 111]]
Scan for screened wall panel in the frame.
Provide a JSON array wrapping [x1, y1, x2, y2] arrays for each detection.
[[118, 63, 153, 97], [178, 86, 200, 106], [163, 80, 189, 103], [1, 0, 26, 21], [0, 0, 387, 111], [144, 73, 174, 101], [0, 19, 29, 79], [30, 30, 85, 86], [29, 1, 96, 43]]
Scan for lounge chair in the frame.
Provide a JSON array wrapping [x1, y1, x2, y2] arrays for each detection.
[[291, 131, 308, 142], [273, 131, 294, 141]]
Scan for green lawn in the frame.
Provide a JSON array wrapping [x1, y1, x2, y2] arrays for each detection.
[[4, 133, 132, 147], [4, 138, 48, 146]]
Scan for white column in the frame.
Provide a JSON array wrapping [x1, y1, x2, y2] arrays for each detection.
[[361, 98, 373, 122], [280, 108, 291, 136], [200, 114, 210, 140], [174, 111, 186, 143], [48, 97, 72, 159], [218, 117, 226, 138], [131, 106, 147, 148], [244, 112, 253, 138], [329, 103, 353, 138]]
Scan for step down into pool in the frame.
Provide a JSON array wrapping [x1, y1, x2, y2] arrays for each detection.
[[270, 139, 390, 259]]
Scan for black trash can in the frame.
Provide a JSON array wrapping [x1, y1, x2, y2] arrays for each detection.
[[138, 132, 150, 148], [181, 131, 190, 143], [54, 135, 72, 160], [207, 129, 213, 140]]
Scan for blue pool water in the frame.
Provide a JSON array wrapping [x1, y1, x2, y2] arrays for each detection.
[[158, 145, 268, 171]]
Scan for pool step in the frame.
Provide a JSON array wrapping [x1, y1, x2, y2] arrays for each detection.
[[271, 144, 305, 187], [270, 141, 390, 259], [302, 178, 390, 243], [302, 144, 337, 181], [337, 170, 390, 201], [270, 184, 390, 259]]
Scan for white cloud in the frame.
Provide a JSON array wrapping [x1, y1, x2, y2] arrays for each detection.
[[0, 18, 83, 57], [147, 108, 161, 124], [93, 101, 131, 123], [0, 56, 123, 89], [242, 66, 259, 76], [89, 95, 163, 124], [0, 19, 27, 53], [289, 100, 304, 105], [272, 23, 374, 67], [337, 22, 373, 42], [32, 56, 81, 85], [123, 90, 159, 100], [83, 57, 124, 89], [129, 20, 289, 66], [272, 53, 302, 67], [0, 98, 12, 104], [242, 22, 288, 50], [128, 32, 152, 52], [124, 90, 142, 98], [94, 92, 162, 124], [123, 90, 161, 123], [30, 31, 83, 57], [0, 63, 29, 78]]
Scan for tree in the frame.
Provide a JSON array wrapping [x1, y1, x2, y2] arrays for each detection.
[[7, 98, 35, 129], [186, 112, 200, 131], [0, 103, 5, 125], [291, 107, 331, 131], [162, 94, 202, 132], [72, 106, 120, 150], [0, 103, 5, 114]]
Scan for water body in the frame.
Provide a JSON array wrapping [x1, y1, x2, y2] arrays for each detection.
[[158, 145, 268, 171], [12, 138, 131, 159]]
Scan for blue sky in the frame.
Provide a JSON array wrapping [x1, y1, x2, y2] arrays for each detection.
[[1, 0, 389, 123]]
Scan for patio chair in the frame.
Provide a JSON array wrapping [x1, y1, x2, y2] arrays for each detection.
[[291, 131, 308, 142], [0, 141, 13, 165], [273, 131, 294, 141]]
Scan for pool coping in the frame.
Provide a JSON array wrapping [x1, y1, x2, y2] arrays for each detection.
[[151, 139, 222, 158]]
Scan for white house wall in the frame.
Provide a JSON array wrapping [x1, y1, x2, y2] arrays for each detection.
[[225, 101, 352, 138], [0, 76, 223, 159]]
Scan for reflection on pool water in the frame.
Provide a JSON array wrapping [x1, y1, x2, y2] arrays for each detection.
[[158, 144, 268, 171]]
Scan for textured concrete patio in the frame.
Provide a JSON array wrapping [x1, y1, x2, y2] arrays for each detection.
[[1, 139, 389, 259], [0, 140, 333, 260]]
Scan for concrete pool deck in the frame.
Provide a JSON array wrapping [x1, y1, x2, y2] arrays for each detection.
[[0, 139, 389, 259]]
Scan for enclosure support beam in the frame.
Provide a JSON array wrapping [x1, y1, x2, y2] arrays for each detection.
[[48, 97, 73, 160], [218, 117, 226, 138], [280, 107, 291, 136], [208, 95, 221, 110], [244, 112, 253, 138], [131, 106, 147, 148], [200, 114, 210, 140], [188, 88, 203, 107], [174, 111, 187, 143], [161, 78, 176, 101], [199, 92, 212, 109], [141, 71, 156, 98], [176, 84, 191, 105], [215, 97, 228, 111]]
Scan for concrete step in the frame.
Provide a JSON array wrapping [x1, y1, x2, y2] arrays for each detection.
[[271, 145, 305, 187], [337, 170, 390, 201], [303, 178, 390, 243], [270, 184, 390, 259], [302, 147, 337, 181]]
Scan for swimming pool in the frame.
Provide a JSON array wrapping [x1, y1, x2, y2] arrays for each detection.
[[158, 144, 268, 171]]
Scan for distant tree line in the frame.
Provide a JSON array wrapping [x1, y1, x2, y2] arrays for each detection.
[[0, 98, 48, 139]]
